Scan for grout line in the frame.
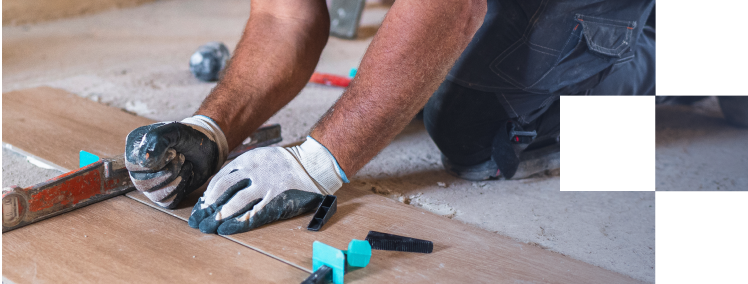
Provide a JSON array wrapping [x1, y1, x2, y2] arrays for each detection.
[[123, 193, 313, 274]]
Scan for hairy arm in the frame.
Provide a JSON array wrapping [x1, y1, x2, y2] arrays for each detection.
[[311, 0, 486, 176], [196, 0, 330, 150]]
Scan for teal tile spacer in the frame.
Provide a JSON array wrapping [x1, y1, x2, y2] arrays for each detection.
[[346, 239, 371, 268], [312, 241, 346, 284], [310, 239, 371, 284], [79, 150, 100, 168]]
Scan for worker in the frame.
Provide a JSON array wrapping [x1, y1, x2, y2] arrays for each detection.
[[124, 0, 655, 235]]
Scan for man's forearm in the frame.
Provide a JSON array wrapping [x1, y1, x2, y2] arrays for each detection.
[[311, 0, 486, 176], [197, 0, 329, 150]]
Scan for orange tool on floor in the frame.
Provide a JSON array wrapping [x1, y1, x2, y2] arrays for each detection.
[[309, 72, 351, 88]]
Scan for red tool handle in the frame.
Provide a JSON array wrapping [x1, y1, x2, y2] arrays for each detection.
[[309, 72, 351, 88]]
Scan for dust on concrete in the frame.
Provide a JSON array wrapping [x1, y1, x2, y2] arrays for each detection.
[[3, 0, 156, 26], [2, 148, 63, 188], [656, 97, 748, 191], [1, 1, 654, 282]]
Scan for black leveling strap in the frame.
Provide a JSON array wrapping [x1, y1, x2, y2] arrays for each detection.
[[301, 265, 332, 284], [365, 231, 434, 253]]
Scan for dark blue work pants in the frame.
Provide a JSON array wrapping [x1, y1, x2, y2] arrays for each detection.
[[425, 0, 654, 167]]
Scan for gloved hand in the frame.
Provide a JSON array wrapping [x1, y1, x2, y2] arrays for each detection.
[[188, 136, 348, 235], [125, 115, 228, 209]]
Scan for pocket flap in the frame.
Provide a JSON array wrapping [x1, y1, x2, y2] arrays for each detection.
[[576, 14, 636, 58]]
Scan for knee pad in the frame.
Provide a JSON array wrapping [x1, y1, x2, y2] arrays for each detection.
[[491, 121, 536, 179]]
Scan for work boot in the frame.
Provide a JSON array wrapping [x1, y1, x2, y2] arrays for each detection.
[[442, 136, 559, 181], [442, 99, 560, 181], [441, 155, 500, 181]]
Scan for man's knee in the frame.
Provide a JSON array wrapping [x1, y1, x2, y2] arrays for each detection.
[[424, 80, 508, 166]]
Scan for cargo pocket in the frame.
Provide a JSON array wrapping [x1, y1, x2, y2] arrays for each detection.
[[575, 14, 636, 58], [490, 14, 637, 93]]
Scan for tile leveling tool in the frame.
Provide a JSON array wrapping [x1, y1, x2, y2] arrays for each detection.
[[2, 124, 282, 233], [302, 240, 372, 284]]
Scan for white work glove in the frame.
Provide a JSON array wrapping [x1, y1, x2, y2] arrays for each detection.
[[125, 115, 228, 209], [188, 136, 349, 235]]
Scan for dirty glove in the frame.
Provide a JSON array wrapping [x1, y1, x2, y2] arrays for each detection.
[[188, 136, 348, 235], [125, 115, 228, 209]]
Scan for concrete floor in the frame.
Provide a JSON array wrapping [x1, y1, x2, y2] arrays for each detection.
[[2, 1, 654, 282], [656, 97, 748, 191]]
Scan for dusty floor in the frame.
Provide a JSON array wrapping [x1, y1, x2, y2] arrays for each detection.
[[656, 97, 748, 191], [2, 1, 654, 282]]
